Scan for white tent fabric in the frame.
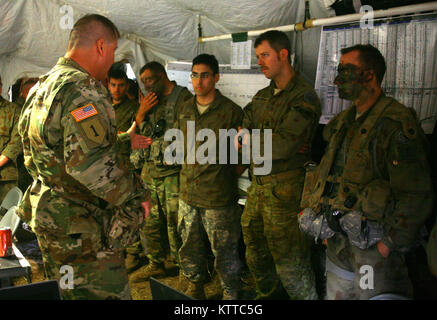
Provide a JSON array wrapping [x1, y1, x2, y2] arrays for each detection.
[[0, 0, 330, 97]]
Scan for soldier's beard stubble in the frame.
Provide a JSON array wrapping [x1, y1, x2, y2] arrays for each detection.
[[147, 81, 165, 99]]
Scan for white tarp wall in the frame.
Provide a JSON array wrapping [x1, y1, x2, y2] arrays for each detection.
[[0, 0, 331, 98]]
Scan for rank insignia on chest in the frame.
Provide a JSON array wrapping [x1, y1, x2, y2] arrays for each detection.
[[71, 104, 98, 122]]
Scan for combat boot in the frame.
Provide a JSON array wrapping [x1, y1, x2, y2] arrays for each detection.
[[129, 260, 165, 283], [125, 253, 141, 274], [222, 289, 239, 300], [185, 281, 206, 300]]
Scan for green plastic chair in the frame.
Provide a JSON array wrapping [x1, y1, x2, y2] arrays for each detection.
[[0, 187, 23, 211], [0, 206, 20, 236]]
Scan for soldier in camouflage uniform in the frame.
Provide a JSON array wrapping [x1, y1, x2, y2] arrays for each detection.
[[107, 67, 143, 272], [108, 68, 138, 133], [129, 61, 192, 282], [175, 54, 243, 300], [0, 75, 22, 206], [299, 44, 434, 299], [17, 14, 151, 300], [14, 78, 37, 193], [236, 31, 320, 300]]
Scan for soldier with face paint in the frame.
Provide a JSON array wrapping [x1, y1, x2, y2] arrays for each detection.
[[299, 44, 434, 300], [129, 61, 192, 284]]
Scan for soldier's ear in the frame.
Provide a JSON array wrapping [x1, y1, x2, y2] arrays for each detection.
[[279, 48, 289, 62], [363, 69, 375, 83], [96, 38, 105, 56]]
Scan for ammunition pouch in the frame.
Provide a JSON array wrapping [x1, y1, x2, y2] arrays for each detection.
[[358, 179, 393, 221], [149, 139, 164, 165]]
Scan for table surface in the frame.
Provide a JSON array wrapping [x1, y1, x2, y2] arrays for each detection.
[[0, 244, 31, 279]]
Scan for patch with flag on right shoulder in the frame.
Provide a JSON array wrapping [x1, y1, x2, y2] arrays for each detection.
[[71, 104, 98, 122]]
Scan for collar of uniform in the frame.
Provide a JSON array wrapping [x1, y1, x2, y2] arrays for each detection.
[[351, 92, 386, 124], [0, 95, 6, 106], [192, 89, 225, 115], [268, 71, 299, 96], [161, 81, 179, 102], [112, 95, 128, 108], [57, 57, 90, 75]]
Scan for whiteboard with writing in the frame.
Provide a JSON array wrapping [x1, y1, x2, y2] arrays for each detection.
[[166, 61, 270, 108], [315, 13, 437, 133]]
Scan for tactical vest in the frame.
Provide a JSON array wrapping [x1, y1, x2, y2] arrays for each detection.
[[301, 96, 422, 220], [148, 85, 184, 164]]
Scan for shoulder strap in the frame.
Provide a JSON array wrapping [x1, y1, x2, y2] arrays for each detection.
[[163, 85, 184, 125]]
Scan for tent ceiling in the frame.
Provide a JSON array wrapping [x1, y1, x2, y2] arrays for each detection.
[[0, 0, 330, 95]]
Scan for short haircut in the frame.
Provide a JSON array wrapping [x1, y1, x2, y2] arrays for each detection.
[[341, 44, 386, 84], [254, 30, 292, 64], [108, 68, 128, 82], [192, 54, 219, 75], [68, 14, 120, 50], [139, 61, 166, 77]]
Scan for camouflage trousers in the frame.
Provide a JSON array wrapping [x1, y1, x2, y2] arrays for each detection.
[[35, 230, 130, 300], [241, 171, 318, 300], [144, 173, 181, 265], [326, 233, 413, 300], [178, 199, 242, 293]]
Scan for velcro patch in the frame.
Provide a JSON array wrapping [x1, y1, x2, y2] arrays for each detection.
[[71, 104, 98, 122]]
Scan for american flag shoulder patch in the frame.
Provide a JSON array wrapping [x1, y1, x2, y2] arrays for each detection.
[[71, 104, 98, 122]]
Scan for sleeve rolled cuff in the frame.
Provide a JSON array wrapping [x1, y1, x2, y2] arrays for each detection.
[[381, 235, 397, 252], [118, 132, 130, 144]]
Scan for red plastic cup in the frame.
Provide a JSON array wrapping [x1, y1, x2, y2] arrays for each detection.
[[0, 227, 12, 257]]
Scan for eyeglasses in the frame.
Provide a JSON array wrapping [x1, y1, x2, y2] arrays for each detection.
[[190, 72, 213, 79]]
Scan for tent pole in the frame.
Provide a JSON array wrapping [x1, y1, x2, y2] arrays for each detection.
[[198, 2, 437, 43]]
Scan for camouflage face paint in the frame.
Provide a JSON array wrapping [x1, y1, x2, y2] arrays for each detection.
[[334, 64, 367, 101]]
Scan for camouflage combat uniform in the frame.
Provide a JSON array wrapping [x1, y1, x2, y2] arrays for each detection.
[[301, 94, 434, 299], [12, 96, 33, 192], [130, 83, 192, 266], [176, 90, 244, 297], [112, 95, 141, 268], [113, 96, 138, 133], [17, 57, 147, 300], [0, 96, 22, 203], [241, 72, 321, 300], [14, 96, 25, 108]]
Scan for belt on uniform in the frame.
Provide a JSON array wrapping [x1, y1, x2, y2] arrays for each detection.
[[254, 168, 303, 186]]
